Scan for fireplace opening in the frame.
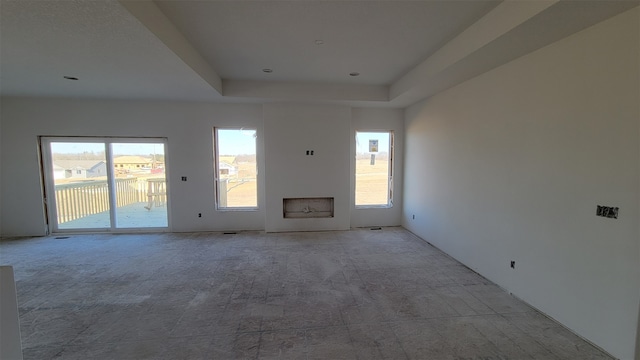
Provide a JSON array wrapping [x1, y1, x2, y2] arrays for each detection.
[[283, 197, 334, 218]]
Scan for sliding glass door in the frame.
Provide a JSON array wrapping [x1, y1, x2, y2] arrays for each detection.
[[46, 141, 111, 230], [110, 142, 168, 229], [41, 137, 169, 232]]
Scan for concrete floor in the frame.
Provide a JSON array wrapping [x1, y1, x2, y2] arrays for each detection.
[[1, 228, 612, 359]]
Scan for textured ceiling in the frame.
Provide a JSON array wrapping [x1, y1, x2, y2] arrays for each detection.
[[1, 0, 637, 107]]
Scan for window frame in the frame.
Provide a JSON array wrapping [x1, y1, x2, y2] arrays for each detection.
[[354, 130, 394, 209], [213, 127, 259, 211]]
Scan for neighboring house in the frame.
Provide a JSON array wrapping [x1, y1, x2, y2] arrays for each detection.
[[54, 160, 107, 179], [113, 155, 159, 172], [218, 156, 237, 177], [218, 162, 237, 177], [52, 164, 66, 180]]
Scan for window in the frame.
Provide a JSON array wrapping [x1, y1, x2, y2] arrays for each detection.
[[214, 128, 258, 209], [355, 131, 393, 207]]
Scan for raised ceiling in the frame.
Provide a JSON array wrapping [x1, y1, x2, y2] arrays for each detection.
[[1, 0, 637, 107], [153, 0, 499, 85]]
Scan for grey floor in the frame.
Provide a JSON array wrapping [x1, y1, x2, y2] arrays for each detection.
[[0, 228, 612, 360]]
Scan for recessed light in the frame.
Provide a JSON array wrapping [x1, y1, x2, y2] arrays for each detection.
[[315, 40, 324, 45], [63, 76, 79, 80], [262, 68, 273, 73], [349, 72, 360, 77]]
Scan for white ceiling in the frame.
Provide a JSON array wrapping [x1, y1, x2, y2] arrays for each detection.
[[1, 0, 637, 107], [0, 0, 220, 101], [154, 0, 499, 85]]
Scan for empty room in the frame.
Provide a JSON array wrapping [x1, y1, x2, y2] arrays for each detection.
[[1, 1, 639, 359]]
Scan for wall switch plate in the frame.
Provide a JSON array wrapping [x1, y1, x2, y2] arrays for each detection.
[[181, 176, 187, 181], [596, 205, 619, 219]]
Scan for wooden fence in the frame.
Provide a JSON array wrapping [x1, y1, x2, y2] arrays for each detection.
[[55, 178, 166, 224]]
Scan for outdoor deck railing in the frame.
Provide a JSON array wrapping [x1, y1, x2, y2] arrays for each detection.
[[55, 178, 166, 224]]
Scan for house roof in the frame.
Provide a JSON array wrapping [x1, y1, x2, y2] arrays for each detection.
[[219, 162, 236, 170], [219, 156, 237, 166], [54, 160, 105, 171], [1, 1, 636, 108]]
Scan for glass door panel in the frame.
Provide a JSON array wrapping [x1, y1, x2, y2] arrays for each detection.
[[42, 137, 169, 232], [111, 143, 168, 228], [48, 141, 111, 230]]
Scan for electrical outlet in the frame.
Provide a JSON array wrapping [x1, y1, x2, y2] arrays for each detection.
[[198, 213, 202, 218], [510, 261, 515, 269], [596, 205, 619, 219]]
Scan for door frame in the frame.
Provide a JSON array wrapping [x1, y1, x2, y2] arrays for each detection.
[[40, 136, 171, 233]]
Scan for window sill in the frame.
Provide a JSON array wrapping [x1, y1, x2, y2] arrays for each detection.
[[216, 208, 259, 212], [355, 204, 393, 209]]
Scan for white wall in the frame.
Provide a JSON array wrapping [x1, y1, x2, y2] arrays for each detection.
[[263, 104, 351, 232], [0, 98, 265, 236], [403, 8, 639, 359], [351, 108, 404, 228], [0, 99, 3, 237], [0, 98, 405, 236]]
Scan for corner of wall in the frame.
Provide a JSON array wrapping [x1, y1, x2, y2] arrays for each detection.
[[401, 8, 640, 359], [0, 97, 4, 237], [636, 300, 640, 360]]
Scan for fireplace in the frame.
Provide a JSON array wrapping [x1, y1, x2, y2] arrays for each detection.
[[283, 197, 334, 218]]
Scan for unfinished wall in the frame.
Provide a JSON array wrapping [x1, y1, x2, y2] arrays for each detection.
[[0, 98, 405, 236], [263, 104, 351, 232], [0, 98, 265, 235], [403, 8, 639, 359]]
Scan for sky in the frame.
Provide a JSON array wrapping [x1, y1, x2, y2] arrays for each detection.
[[356, 131, 390, 154], [217, 129, 256, 155], [50, 142, 165, 156], [48, 130, 257, 157]]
